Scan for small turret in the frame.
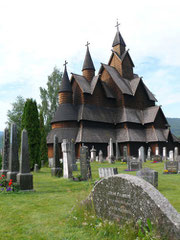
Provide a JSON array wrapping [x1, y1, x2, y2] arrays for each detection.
[[112, 21, 126, 55], [82, 42, 95, 82], [59, 61, 72, 104]]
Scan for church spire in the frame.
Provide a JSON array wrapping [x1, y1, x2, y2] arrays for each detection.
[[59, 61, 72, 105], [82, 42, 95, 82], [112, 20, 126, 55], [59, 61, 72, 93]]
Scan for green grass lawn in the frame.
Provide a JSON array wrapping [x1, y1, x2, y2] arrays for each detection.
[[0, 161, 179, 240]]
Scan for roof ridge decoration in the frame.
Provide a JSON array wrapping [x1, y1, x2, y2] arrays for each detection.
[[59, 61, 72, 93], [82, 42, 95, 71]]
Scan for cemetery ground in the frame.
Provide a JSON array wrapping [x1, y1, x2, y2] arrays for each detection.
[[0, 161, 180, 240]]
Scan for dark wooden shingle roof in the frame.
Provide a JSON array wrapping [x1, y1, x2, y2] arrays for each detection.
[[82, 46, 95, 71], [112, 30, 126, 47]]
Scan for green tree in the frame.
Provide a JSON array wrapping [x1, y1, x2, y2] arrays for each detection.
[[39, 111, 48, 164], [39, 67, 62, 133], [7, 96, 25, 145], [21, 99, 41, 169]]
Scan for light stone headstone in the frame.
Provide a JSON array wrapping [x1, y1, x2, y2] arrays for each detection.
[[98, 167, 118, 178], [48, 158, 53, 168], [99, 150, 104, 163], [34, 164, 39, 172], [17, 129, 33, 190], [164, 161, 178, 174], [61, 139, 73, 179], [138, 146, 145, 162], [90, 146, 96, 162], [108, 138, 115, 163], [70, 139, 77, 171], [174, 147, 179, 161], [7, 123, 19, 182], [123, 146, 128, 162], [0, 128, 10, 177], [169, 150, 174, 161], [147, 147, 151, 161], [155, 146, 159, 156], [115, 141, 120, 160], [162, 147, 167, 161], [136, 168, 158, 188], [51, 135, 62, 177]]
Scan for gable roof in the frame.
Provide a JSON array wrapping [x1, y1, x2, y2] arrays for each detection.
[[71, 73, 91, 94]]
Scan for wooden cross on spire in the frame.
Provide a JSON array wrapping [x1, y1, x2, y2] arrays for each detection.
[[85, 41, 90, 48], [63, 60, 68, 68], [115, 19, 120, 31]]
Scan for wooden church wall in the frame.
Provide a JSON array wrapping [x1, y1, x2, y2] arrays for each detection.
[[72, 81, 84, 105], [109, 54, 122, 76]]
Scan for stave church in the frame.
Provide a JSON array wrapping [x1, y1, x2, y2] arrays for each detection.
[[47, 23, 180, 159]]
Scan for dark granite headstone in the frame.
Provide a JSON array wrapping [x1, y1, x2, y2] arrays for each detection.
[[0, 128, 10, 176], [115, 142, 120, 160], [127, 158, 142, 171], [98, 167, 118, 178], [17, 129, 33, 190], [164, 161, 178, 174], [136, 168, 158, 188], [70, 140, 78, 171], [99, 150, 104, 163], [7, 123, 19, 182], [80, 146, 91, 180], [92, 174, 180, 240], [51, 135, 62, 177]]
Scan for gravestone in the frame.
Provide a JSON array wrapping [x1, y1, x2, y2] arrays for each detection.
[[162, 147, 167, 161], [70, 140, 78, 171], [164, 161, 178, 174], [174, 147, 179, 161], [61, 139, 73, 179], [136, 168, 158, 188], [123, 146, 128, 162], [17, 129, 33, 190], [92, 174, 180, 240], [0, 128, 10, 176], [51, 135, 62, 177], [34, 164, 39, 172], [90, 146, 96, 162], [98, 168, 118, 178], [138, 146, 145, 162], [108, 138, 115, 163], [127, 158, 142, 171], [146, 147, 151, 161], [155, 146, 159, 156], [48, 158, 53, 168], [41, 160, 44, 167], [115, 142, 120, 160], [99, 150, 104, 163], [80, 145, 91, 180], [169, 150, 174, 161], [7, 123, 19, 182]]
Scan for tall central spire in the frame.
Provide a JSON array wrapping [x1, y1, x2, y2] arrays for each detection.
[[82, 42, 95, 82], [112, 20, 126, 55]]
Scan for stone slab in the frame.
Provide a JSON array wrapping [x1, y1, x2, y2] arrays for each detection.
[[17, 173, 33, 190], [98, 168, 118, 178], [136, 168, 158, 188]]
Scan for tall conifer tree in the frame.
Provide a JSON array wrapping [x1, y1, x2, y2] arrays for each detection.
[[39, 111, 48, 164], [21, 99, 41, 169]]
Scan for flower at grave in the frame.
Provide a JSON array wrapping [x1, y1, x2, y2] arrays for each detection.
[[8, 181, 12, 186], [1, 175, 5, 177], [164, 170, 168, 173], [6, 187, 12, 192]]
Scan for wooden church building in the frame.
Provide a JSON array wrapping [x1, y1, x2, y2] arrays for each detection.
[[47, 24, 180, 158]]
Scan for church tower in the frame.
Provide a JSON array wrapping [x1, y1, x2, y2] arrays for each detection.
[[112, 21, 126, 55], [82, 42, 95, 82]]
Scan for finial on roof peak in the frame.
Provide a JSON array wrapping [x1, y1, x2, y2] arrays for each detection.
[[85, 41, 90, 48], [63, 60, 68, 68], [115, 19, 120, 32]]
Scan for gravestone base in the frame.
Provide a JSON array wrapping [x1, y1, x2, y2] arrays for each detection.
[[72, 164, 78, 171], [108, 156, 115, 164], [17, 173, 33, 190], [7, 171, 18, 182], [51, 167, 63, 177], [0, 169, 8, 177]]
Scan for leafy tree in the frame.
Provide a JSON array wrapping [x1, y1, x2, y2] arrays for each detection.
[[7, 96, 25, 145], [39, 111, 48, 164], [39, 67, 62, 133], [21, 99, 41, 169]]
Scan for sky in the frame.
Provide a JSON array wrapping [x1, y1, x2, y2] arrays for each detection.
[[0, 0, 180, 131]]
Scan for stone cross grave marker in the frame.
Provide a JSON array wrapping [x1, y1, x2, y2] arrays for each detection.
[[51, 135, 62, 177], [17, 129, 33, 190], [136, 167, 158, 188], [61, 139, 73, 179], [90, 146, 96, 162], [98, 167, 118, 178], [7, 123, 19, 182], [0, 128, 10, 176]]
